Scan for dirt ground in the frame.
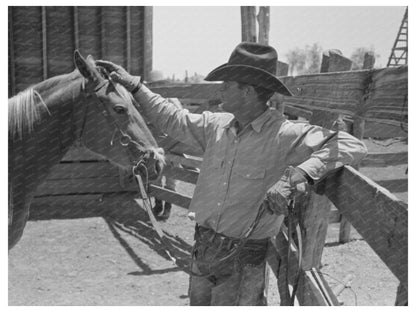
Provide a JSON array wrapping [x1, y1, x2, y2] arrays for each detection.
[[8, 138, 407, 306]]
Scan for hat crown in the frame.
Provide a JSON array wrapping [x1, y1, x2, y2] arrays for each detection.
[[228, 42, 277, 75]]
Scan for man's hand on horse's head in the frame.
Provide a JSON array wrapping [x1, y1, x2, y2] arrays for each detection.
[[95, 60, 141, 93]]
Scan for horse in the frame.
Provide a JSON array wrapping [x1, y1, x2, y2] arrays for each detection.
[[8, 50, 165, 250]]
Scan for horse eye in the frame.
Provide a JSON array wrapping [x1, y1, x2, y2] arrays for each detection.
[[113, 105, 127, 114]]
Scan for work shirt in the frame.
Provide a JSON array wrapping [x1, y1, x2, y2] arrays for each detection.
[[135, 85, 367, 239]]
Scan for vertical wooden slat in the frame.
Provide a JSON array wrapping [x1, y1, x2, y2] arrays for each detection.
[[8, 7, 16, 96], [339, 52, 375, 243], [73, 6, 80, 50], [143, 6, 153, 81], [100, 7, 105, 59], [241, 6, 257, 42], [257, 6, 270, 45], [41, 6, 48, 79], [126, 6, 132, 72]]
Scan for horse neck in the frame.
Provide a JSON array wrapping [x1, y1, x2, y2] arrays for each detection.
[[9, 71, 85, 199]]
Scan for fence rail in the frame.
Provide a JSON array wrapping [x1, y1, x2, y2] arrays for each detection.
[[32, 55, 407, 305]]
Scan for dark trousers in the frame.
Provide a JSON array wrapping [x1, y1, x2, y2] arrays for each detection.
[[188, 225, 269, 306]]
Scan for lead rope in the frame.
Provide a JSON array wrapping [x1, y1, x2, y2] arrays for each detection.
[[133, 162, 191, 274], [286, 196, 303, 306]]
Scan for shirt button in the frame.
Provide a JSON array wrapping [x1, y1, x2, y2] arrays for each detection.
[[223, 182, 227, 185], [217, 202, 221, 206]]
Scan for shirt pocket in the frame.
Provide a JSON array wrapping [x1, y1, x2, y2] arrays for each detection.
[[234, 165, 266, 180], [231, 165, 266, 205]]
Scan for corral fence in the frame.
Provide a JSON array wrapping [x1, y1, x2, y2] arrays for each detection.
[[9, 6, 407, 306], [34, 51, 408, 306]]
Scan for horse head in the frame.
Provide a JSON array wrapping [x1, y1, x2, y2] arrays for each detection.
[[74, 50, 165, 181]]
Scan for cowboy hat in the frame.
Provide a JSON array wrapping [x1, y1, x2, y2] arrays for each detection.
[[204, 42, 292, 96]]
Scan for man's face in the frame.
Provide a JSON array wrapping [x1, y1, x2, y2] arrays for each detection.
[[219, 81, 245, 114]]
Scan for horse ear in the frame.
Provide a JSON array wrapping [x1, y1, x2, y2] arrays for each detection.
[[74, 50, 102, 82]]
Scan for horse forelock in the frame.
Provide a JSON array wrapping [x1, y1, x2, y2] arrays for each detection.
[[8, 88, 50, 140]]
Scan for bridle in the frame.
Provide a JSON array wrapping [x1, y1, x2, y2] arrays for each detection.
[[75, 78, 153, 172]]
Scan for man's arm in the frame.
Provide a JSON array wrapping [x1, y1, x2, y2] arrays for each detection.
[[132, 84, 213, 152], [264, 122, 367, 215], [282, 122, 368, 183], [96, 60, 217, 152]]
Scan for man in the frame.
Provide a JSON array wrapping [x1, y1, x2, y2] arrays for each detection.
[[97, 42, 367, 306]]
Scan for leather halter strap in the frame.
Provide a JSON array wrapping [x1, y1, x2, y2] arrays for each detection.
[[75, 78, 148, 156]]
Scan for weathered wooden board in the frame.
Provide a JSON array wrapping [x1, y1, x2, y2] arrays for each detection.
[[150, 84, 222, 100], [324, 165, 408, 286], [9, 6, 150, 95], [36, 177, 135, 195], [62, 146, 108, 162], [166, 153, 202, 169], [46, 162, 119, 180], [163, 166, 199, 185], [148, 185, 192, 209], [149, 66, 406, 128], [362, 152, 407, 167]]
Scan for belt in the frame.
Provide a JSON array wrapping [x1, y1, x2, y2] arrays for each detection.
[[195, 224, 269, 249]]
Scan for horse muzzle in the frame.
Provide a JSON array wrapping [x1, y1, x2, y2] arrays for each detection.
[[132, 148, 165, 182]]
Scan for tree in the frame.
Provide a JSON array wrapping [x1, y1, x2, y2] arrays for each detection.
[[286, 43, 323, 75]]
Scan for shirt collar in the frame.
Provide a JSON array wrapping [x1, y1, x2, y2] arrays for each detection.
[[223, 108, 272, 133]]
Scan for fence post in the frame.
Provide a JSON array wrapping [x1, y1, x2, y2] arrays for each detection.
[[241, 6, 257, 42], [314, 49, 355, 244], [293, 50, 353, 305], [257, 6, 270, 45], [338, 52, 374, 243]]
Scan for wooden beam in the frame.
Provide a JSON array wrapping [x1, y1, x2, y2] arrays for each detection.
[[271, 227, 339, 306], [277, 61, 289, 76], [73, 6, 79, 50], [149, 83, 222, 100], [320, 50, 352, 73], [241, 6, 257, 42], [142, 6, 153, 81], [361, 151, 408, 167], [41, 6, 48, 80], [166, 153, 202, 169], [8, 6, 16, 96], [257, 6, 270, 45], [148, 184, 191, 209], [324, 165, 408, 286], [363, 52, 376, 69], [126, 6, 132, 72], [45, 162, 119, 180], [99, 7, 105, 58], [163, 165, 199, 185], [36, 177, 137, 195]]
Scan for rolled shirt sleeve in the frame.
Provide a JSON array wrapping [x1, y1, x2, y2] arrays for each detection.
[[281, 122, 368, 183], [133, 84, 219, 153]]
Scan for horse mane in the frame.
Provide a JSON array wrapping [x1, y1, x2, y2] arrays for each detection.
[[8, 88, 51, 140]]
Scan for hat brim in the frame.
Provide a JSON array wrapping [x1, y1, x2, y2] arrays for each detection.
[[204, 63, 293, 96]]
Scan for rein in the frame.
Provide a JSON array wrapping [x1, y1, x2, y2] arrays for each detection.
[[285, 197, 303, 306], [132, 162, 190, 273]]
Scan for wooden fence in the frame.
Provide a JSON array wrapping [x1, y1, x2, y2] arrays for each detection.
[[8, 6, 152, 96], [10, 6, 407, 305], [29, 48, 407, 305]]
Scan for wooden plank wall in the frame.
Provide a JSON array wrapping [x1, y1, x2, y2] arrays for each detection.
[[9, 6, 153, 200], [8, 6, 151, 96]]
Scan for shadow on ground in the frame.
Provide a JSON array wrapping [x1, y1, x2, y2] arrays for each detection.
[[29, 193, 193, 276]]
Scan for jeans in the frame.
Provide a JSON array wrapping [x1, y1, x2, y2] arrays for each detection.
[[188, 225, 268, 306]]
